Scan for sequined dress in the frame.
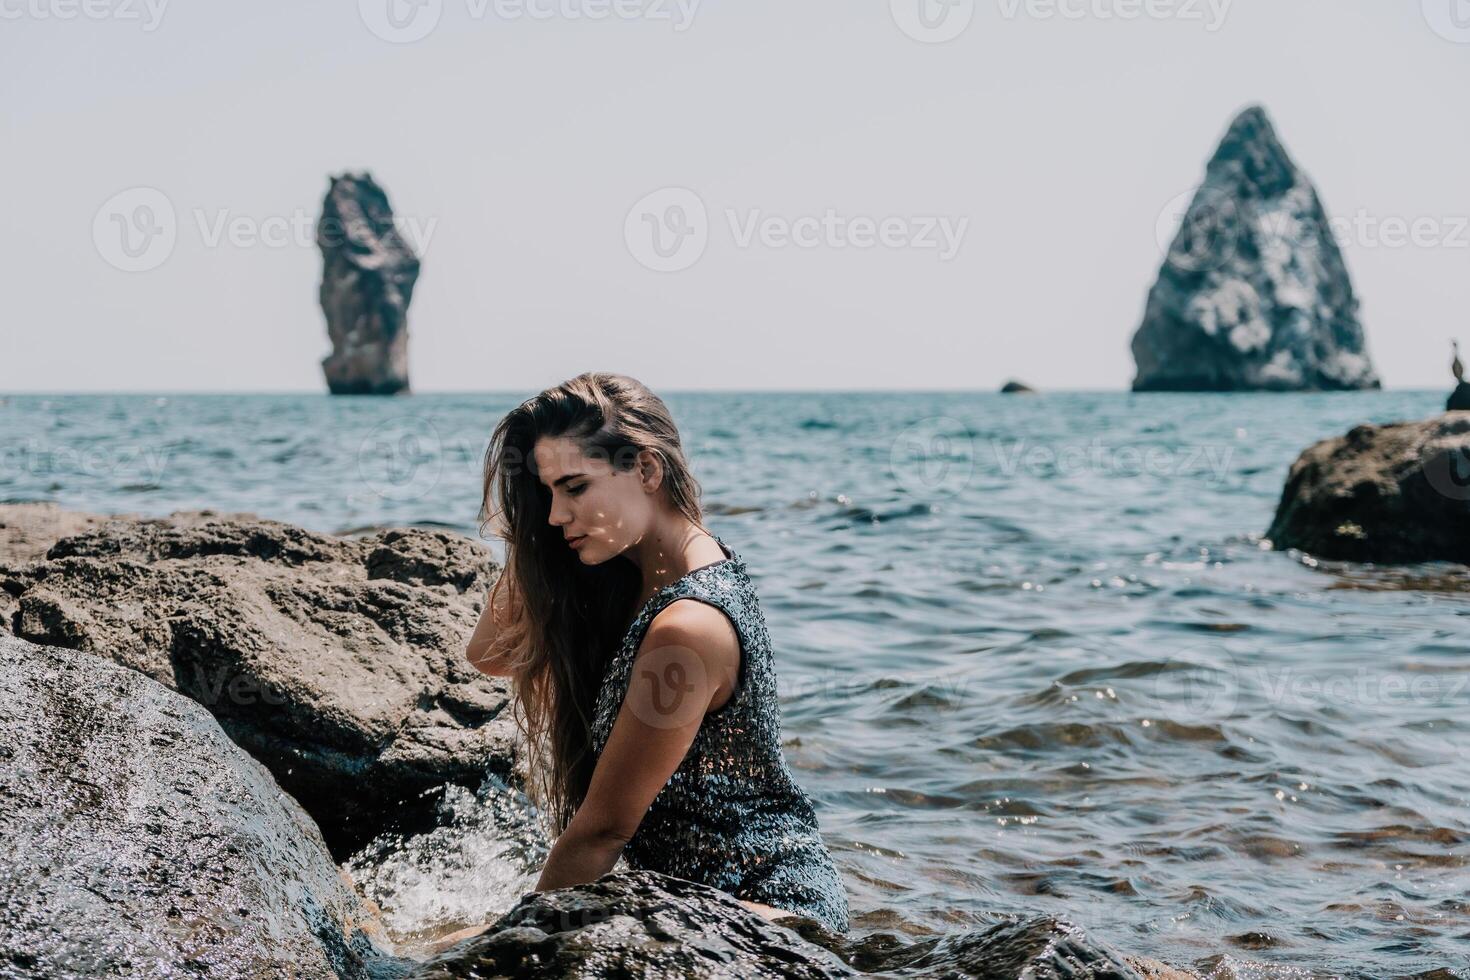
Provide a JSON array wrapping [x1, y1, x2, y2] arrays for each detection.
[[587, 534, 851, 933]]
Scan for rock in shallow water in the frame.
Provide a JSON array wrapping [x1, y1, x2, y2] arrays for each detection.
[[410, 871, 1150, 979], [1266, 414, 1470, 564], [0, 633, 399, 979], [0, 507, 520, 857], [1131, 105, 1379, 392]]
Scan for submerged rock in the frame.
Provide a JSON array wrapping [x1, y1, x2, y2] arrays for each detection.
[[0, 634, 400, 979], [1266, 414, 1470, 564], [412, 871, 1149, 979], [0, 507, 518, 857], [319, 172, 419, 396], [1132, 105, 1379, 392]]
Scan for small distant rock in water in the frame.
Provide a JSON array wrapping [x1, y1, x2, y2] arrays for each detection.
[[319, 172, 419, 396], [1131, 105, 1380, 392], [1000, 379, 1037, 394], [1266, 414, 1470, 565]]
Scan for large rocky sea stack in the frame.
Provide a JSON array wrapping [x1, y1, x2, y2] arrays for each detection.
[[319, 173, 420, 395], [1132, 106, 1380, 392]]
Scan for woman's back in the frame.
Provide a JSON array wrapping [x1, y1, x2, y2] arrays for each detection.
[[587, 534, 850, 933]]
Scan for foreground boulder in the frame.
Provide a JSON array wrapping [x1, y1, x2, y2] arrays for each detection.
[[319, 172, 419, 395], [1266, 414, 1470, 564], [0, 634, 400, 979], [411, 871, 1148, 979], [0, 506, 518, 856], [1131, 105, 1379, 392]]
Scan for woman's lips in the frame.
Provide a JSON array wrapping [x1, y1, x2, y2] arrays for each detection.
[[567, 535, 587, 549]]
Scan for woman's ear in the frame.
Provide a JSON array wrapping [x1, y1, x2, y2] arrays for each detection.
[[637, 448, 664, 493]]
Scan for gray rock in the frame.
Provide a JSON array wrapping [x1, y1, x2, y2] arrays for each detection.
[[319, 173, 419, 396], [1448, 382, 1470, 412], [1266, 414, 1470, 564], [1131, 106, 1380, 392], [0, 509, 519, 857], [412, 871, 1148, 979], [0, 633, 404, 979]]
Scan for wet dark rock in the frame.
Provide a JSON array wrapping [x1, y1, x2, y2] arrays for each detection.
[[1000, 380, 1037, 394], [411, 871, 1149, 979], [0, 507, 518, 857], [1131, 105, 1379, 392], [1266, 414, 1470, 564], [319, 172, 419, 396], [0, 633, 403, 979], [1448, 382, 1470, 412]]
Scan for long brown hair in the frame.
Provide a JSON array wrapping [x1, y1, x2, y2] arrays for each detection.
[[477, 372, 706, 836]]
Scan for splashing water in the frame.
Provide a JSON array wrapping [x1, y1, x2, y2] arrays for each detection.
[[344, 775, 551, 954]]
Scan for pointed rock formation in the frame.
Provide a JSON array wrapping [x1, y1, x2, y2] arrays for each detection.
[[319, 172, 419, 395], [1132, 106, 1379, 392]]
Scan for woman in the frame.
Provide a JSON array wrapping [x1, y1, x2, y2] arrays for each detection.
[[460, 372, 849, 935]]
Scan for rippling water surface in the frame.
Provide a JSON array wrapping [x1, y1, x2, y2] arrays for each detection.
[[4, 390, 1467, 977]]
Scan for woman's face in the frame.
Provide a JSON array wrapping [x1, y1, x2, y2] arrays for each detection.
[[532, 435, 656, 565]]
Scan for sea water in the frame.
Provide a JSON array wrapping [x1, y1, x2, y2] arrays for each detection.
[[3, 390, 1466, 975]]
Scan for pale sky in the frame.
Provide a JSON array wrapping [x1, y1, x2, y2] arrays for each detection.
[[3, 0, 1467, 392]]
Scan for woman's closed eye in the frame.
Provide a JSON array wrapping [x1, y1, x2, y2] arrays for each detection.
[[568, 483, 588, 496]]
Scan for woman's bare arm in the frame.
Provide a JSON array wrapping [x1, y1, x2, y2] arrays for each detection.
[[533, 600, 739, 892], [465, 579, 514, 677]]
